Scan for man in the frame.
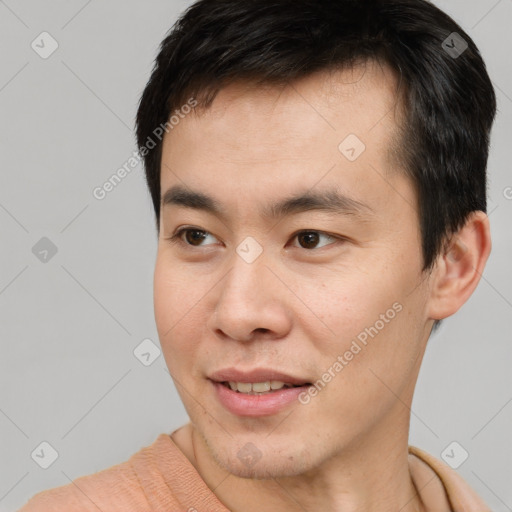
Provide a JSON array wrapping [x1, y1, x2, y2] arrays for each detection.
[[19, 0, 496, 510]]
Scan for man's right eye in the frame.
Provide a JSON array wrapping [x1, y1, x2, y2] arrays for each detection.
[[166, 228, 220, 247]]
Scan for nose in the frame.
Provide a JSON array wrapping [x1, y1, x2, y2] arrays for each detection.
[[207, 254, 293, 343]]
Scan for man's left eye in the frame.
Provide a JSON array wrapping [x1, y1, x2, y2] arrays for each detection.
[[291, 231, 339, 250]]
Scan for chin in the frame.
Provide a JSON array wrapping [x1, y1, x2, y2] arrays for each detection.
[[201, 429, 318, 479]]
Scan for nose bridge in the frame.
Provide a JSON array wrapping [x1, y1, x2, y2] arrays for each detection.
[[220, 248, 272, 310]]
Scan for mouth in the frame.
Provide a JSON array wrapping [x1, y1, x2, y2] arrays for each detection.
[[218, 380, 310, 395], [207, 368, 314, 415], [210, 378, 313, 416]]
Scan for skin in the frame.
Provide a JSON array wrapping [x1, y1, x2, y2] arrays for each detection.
[[153, 60, 491, 512]]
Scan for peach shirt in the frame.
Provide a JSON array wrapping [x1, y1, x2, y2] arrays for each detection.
[[18, 431, 491, 511]]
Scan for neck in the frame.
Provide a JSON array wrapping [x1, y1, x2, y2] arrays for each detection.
[[180, 414, 425, 512]]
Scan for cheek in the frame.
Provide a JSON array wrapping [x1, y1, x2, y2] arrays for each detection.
[[153, 254, 204, 359], [308, 271, 400, 345], [153, 256, 179, 334], [154, 252, 203, 324], [315, 302, 421, 431], [309, 261, 424, 389]]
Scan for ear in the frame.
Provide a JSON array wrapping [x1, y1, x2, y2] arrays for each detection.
[[427, 210, 492, 321]]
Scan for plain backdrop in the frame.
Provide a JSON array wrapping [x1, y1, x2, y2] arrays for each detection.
[[0, 1, 511, 510]]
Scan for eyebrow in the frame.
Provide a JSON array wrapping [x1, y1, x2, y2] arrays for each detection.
[[161, 184, 374, 221]]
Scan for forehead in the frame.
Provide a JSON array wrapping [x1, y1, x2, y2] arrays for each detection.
[[159, 60, 411, 223], [163, 59, 402, 167]]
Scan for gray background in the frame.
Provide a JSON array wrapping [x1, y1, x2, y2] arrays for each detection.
[[0, 1, 511, 510]]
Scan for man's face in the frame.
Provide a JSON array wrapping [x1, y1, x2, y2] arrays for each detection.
[[154, 61, 434, 478]]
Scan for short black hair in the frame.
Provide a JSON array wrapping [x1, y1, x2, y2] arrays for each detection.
[[135, 0, 496, 330]]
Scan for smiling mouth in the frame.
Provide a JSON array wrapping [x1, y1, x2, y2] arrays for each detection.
[[220, 381, 311, 395]]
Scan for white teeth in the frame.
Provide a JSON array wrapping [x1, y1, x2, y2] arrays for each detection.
[[226, 381, 293, 393], [252, 381, 271, 392], [237, 382, 252, 393]]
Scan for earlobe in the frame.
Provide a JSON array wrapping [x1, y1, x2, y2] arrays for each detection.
[[427, 211, 492, 320]]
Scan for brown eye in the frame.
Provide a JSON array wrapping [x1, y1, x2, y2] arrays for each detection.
[[293, 231, 338, 250], [297, 232, 320, 249], [168, 228, 219, 247], [183, 229, 208, 246]]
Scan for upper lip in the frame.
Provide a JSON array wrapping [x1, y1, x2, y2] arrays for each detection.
[[208, 367, 311, 386]]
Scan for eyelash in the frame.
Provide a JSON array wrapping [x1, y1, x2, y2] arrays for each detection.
[[165, 227, 345, 251]]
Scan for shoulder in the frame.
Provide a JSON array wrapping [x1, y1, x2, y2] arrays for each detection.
[[17, 436, 169, 512], [18, 459, 148, 512], [408, 445, 491, 512]]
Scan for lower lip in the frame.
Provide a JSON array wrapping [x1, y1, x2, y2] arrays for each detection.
[[211, 380, 311, 416]]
